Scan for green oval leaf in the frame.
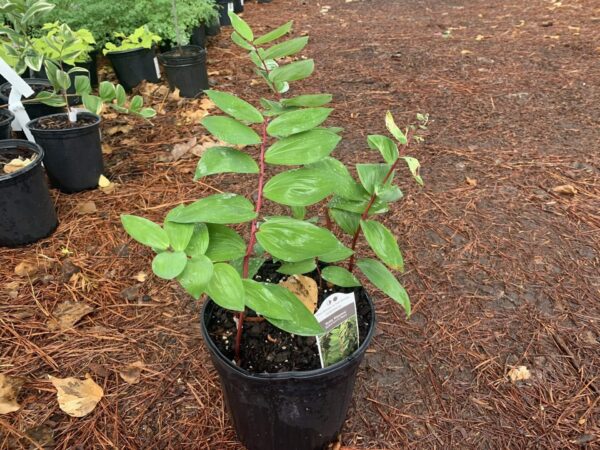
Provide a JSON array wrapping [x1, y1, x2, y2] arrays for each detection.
[[385, 111, 407, 145], [265, 130, 341, 165], [261, 36, 308, 60], [185, 224, 210, 257], [267, 107, 333, 137], [231, 31, 254, 50], [170, 194, 257, 224], [321, 266, 361, 287], [269, 59, 314, 84], [121, 215, 169, 250], [177, 255, 214, 299], [228, 12, 253, 41], [254, 21, 293, 45], [402, 156, 424, 186], [367, 135, 398, 164], [205, 224, 246, 262], [357, 163, 392, 195], [164, 221, 194, 252], [206, 263, 245, 311], [277, 259, 316, 275], [263, 168, 334, 206], [242, 280, 292, 320], [195, 146, 259, 179], [281, 94, 332, 108], [256, 218, 346, 262], [202, 116, 261, 145], [264, 284, 324, 336], [205, 90, 263, 124], [309, 157, 366, 201], [357, 258, 410, 316], [360, 220, 404, 271], [329, 208, 360, 235], [152, 251, 188, 280]]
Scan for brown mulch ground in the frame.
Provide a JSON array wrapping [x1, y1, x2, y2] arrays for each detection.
[[2, 0, 599, 448]]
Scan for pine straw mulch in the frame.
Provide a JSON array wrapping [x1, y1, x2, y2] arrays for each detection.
[[1, 0, 599, 448]]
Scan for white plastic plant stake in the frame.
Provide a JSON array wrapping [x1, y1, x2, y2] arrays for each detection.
[[0, 57, 35, 141]]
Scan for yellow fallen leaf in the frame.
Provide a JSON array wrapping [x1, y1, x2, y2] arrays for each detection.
[[106, 124, 133, 136], [98, 175, 111, 188], [508, 365, 531, 382], [75, 201, 97, 215], [461, 49, 473, 55], [0, 374, 24, 415], [49, 374, 103, 417], [475, 34, 486, 41], [118, 361, 145, 384], [280, 275, 318, 313], [133, 272, 147, 282], [552, 184, 577, 195], [199, 98, 215, 111], [101, 143, 113, 155], [14, 261, 39, 277], [466, 177, 478, 186], [48, 300, 94, 331], [3, 157, 33, 174], [170, 88, 181, 101]]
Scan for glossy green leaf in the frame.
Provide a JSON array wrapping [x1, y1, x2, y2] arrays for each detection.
[[367, 134, 398, 164], [195, 146, 259, 179], [169, 194, 256, 224], [321, 266, 361, 287], [291, 205, 306, 220], [228, 11, 253, 41], [265, 130, 341, 165], [269, 59, 314, 84], [329, 208, 360, 235], [74, 75, 91, 95], [231, 256, 266, 279], [261, 36, 308, 60], [360, 220, 404, 271], [164, 220, 194, 252], [375, 184, 403, 203], [205, 224, 246, 262], [121, 215, 169, 250], [177, 255, 213, 299], [99, 81, 116, 102], [357, 163, 392, 194], [82, 94, 102, 114], [256, 218, 345, 262], [357, 258, 410, 315], [385, 111, 407, 145], [281, 94, 332, 108], [267, 108, 332, 137], [231, 31, 254, 50], [402, 156, 424, 186], [319, 241, 354, 263], [205, 90, 263, 124], [329, 196, 389, 215], [202, 116, 261, 145], [265, 285, 324, 336], [206, 263, 245, 311], [184, 224, 210, 257], [242, 280, 292, 320], [263, 167, 334, 206], [309, 157, 366, 201], [152, 251, 188, 280], [277, 259, 316, 275], [254, 21, 293, 45]]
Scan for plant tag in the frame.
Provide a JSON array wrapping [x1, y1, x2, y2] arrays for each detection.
[[241, 0, 244, 5], [315, 292, 360, 368], [228, 1, 234, 12], [68, 110, 78, 122], [153, 57, 161, 79]]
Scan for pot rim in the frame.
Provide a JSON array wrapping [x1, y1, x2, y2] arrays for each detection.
[[0, 78, 52, 100], [201, 287, 377, 381], [0, 139, 44, 182], [26, 112, 101, 133], [105, 46, 150, 56], [0, 108, 15, 126]]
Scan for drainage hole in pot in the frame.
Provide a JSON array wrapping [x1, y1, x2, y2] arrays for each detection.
[[207, 260, 373, 373]]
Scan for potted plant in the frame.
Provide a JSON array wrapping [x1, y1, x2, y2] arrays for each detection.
[[217, 0, 234, 26], [121, 13, 427, 450], [0, 139, 58, 246], [234, 0, 244, 14], [24, 24, 156, 193], [158, 0, 209, 98], [103, 26, 162, 92]]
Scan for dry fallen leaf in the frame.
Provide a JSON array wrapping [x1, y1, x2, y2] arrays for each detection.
[[49, 374, 103, 417], [170, 88, 181, 101], [14, 261, 39, 277], [48, 300, 94, 331], [98, 175, 111, 188], [171, 137, 200, 161], [466, 177, 478, 186], [280, 275, 318, 313], [118, 361, 145, 384], [106, 124, 133, 136], [75, 201, 97, 215], [98, 175, 117, 194], [0, 374, 24, 415], [199, 98, 215, 111], [133, 272, 147, 282], [552, 184, 577, 195], [461, 49, 473, 55], [181, 108, 209, 123], [508, 365, 531, 382], [101, 143, 113, 155], [3, 157, 33, 174], [475, 34, 486, 41]]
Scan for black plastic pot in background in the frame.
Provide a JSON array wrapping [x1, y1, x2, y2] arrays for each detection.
[[106, 47, 160, 92], [201, 291, 377, 450], [0, 79, 66, 120], [190, 25, 207, 48], [217, 0, 234, 26], [234, 0, 244, 13], [27, 112, 103, 193], [159, 46, 208, 98], [206, 18, 221, 36], [0, 109, 15, 140], [0, 140, 58, 247], [30, 52, 99, 88], [258, 0, 272, 3]]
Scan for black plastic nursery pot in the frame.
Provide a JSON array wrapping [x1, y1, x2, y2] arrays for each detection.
[[201, 291, 376, 450], [159, 46, 209, 98], [0, 109, 15, 140], [258, 0, 272, 3], [106, 47, 160, 92], [218, 0, 234, 26], [0, 140, 58, 247], [234, 0, 244, 13], [27, 112, 103, 193], [190, 24, 207, 47], [0, 78, 65, 120], [206, 19, 221, 36]]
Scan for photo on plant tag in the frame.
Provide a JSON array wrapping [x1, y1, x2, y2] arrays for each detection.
[[318, 315, 360, 368]]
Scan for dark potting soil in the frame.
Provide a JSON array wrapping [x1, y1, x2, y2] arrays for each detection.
[[31, 114, 97, 130], [0, 147, 36, 172], [207, 261, 373, 373]]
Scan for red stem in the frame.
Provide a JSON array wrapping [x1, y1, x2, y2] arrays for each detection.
[[234, 118, 269, 363]]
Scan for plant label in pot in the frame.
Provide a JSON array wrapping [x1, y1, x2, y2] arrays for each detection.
[[121, 11, 429, 450]]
